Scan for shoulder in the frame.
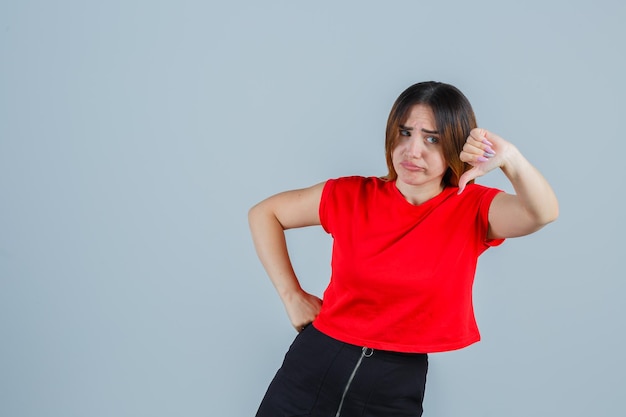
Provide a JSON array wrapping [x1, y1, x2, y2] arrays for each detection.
[[320, 176, 389, 231], [438, 184, 503, 218], [323, 176, 390, 202], [327, 175, 381, 186], [456, 183, 503, 203], [450, 184, 504, 234], [325, 175, 387, 192]]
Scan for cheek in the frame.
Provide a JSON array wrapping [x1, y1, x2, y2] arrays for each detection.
[[392, 141, 406, 156], [422, 149, 447, 173], [429, 147, 446, 162], [433, 153, 446, 168], [391, 147, 403, 163], [436, 154, 449, 172]]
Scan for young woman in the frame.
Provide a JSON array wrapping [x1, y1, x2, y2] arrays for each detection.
[[249, 81, 558, 417]]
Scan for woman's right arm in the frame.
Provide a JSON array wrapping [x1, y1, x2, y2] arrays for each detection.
[[247, 181, 326, 331]]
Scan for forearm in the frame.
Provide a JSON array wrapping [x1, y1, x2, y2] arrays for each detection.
[[248, 184, 325, 329], [500, 145, 559, 225]]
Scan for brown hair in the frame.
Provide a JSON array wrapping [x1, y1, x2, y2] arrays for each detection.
[[384, 81, 477, 187]]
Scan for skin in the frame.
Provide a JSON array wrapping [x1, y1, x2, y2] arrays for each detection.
[[391, 105, 447, 205], [459, 128, 559, 239], [248, 104, 559, 332]]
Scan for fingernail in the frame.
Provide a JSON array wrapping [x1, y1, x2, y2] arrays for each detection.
[[477, 156, 488, 162], [484, 146, 496, 155], [482, 138, 493, 146], [483, 152, 495, 158]]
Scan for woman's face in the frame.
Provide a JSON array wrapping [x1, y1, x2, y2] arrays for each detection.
[[391, 104, 447, 199]]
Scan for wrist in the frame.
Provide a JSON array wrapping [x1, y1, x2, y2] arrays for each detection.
[[499, 144, 524, 177], [277, 282, 304, 302]]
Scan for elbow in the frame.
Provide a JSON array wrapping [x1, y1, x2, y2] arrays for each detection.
[[248, 202, 264, 228], [548, 205, 559, 224], [247, 203, 258, 221], [248, 201, 284, 231], [547, 197, 560, 224], [536, 200, 559, 228]]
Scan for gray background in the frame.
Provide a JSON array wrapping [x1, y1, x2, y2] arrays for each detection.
[[1, 1, 624, 416]]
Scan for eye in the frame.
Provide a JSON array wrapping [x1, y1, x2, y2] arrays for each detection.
[[399, 129, 411, 137], [425, 136, 439, 144]]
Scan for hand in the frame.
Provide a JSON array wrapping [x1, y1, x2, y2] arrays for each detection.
[[283, 289, 323, 332], [458, 128, 511, 193]]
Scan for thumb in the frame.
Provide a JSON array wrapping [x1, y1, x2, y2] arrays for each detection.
[[457, 167, 480, 194]]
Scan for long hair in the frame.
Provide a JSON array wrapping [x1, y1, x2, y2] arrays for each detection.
[[384, 81, 477, 187]]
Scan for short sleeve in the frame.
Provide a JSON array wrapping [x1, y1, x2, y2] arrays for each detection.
[[478, 187, 505, 247], [319, 178, 338, 234]]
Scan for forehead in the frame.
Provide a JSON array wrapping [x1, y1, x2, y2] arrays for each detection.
[[402, 104, 436, 129]]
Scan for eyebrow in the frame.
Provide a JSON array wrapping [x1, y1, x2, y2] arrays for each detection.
[[399, 125, 439, 135]]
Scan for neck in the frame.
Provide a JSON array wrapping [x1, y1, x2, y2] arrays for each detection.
[[395, 181, 444, 205]]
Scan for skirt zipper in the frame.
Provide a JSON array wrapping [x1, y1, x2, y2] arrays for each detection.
[[335, 346, 374, 417]]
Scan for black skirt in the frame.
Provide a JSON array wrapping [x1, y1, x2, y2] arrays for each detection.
[[256, 324, 428, 417]]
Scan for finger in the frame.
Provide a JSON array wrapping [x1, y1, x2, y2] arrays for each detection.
[[481, 129, 499, 144], [457, 166, 480, 194], [460, 149, 491, 164], [470, 128, 489, 143], [466, 132, 496, 157]]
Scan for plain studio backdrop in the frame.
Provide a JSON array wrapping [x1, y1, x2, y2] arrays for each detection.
[[1, 1, 624, 416]]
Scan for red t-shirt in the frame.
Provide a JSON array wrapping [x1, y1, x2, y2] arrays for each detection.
[[314, 176, 504, 353]]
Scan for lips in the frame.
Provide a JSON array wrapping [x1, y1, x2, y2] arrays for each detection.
[[400, 161, 425, 171]]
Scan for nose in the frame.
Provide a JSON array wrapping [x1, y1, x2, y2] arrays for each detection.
[[405, 137, 424, 158]]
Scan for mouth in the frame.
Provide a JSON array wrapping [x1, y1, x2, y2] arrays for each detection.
[[400, 161, 425, 172]]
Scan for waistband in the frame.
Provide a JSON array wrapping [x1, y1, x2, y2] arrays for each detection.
[[307, 323, 427, 361]]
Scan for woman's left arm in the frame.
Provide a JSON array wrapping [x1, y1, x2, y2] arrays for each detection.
[[458, 128, 559, 239]]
